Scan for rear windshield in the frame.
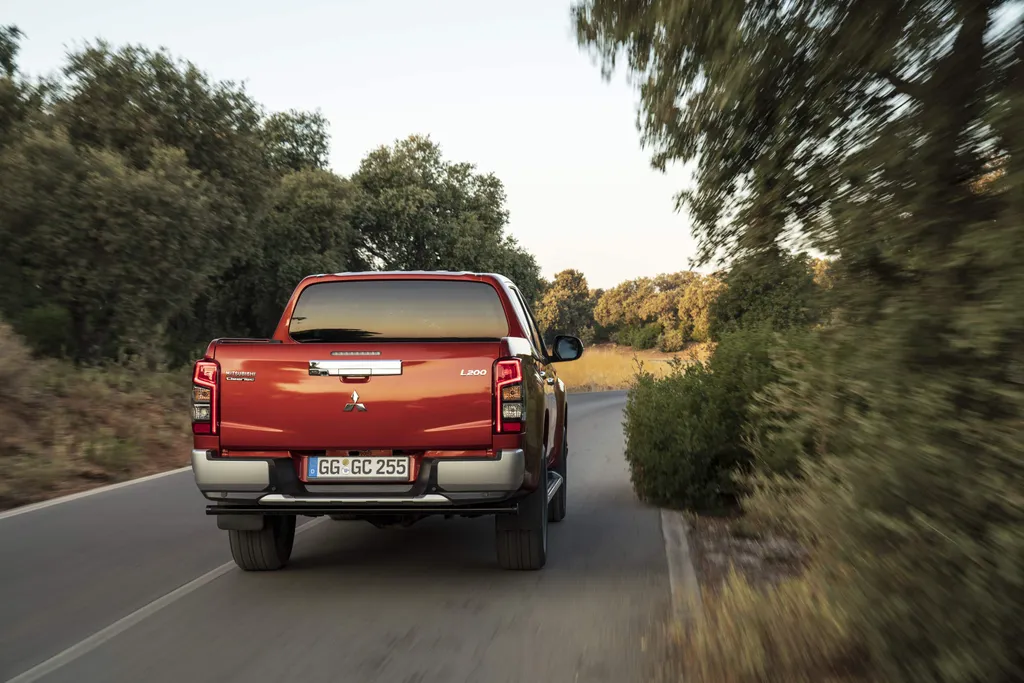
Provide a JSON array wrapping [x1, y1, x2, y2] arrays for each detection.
[[288, 279, 511, 342]]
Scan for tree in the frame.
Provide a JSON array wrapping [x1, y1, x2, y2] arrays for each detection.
[[593, 277, 657, 329], [261, 109, 331, 173], [574, 2, 1024, 681], [0, 130, 216, 361], [677, 273, 726, 342], [349, 134, 542, 297], [0, 26, 41, 148], [535, 269, 595, 341], [55, 42, 269, 209], [205, 169, 357, 340], [708, 250, 820, 341]]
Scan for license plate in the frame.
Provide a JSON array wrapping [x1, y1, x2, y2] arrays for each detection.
[[306, 456, 411, 481]]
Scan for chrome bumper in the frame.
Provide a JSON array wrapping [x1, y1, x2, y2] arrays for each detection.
[[192, 448, 526, 504], [191, 449, 269, 492], [434, 449, 525, 493]]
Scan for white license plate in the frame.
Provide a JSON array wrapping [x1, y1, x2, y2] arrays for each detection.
[[306, 456, 411, 481]]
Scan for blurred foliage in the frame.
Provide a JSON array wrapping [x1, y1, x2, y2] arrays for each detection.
[[576, 0, 1024, 681]]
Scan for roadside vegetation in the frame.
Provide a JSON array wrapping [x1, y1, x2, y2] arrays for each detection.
[[0, 322, 188, 509], [575, 1, 1023, 683]]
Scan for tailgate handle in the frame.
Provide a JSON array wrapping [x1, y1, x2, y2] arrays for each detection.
[[308, 360, 403, 377]]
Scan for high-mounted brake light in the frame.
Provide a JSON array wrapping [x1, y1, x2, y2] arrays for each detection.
[[191, 360, 219, 435], [494, 358, 525, 434]]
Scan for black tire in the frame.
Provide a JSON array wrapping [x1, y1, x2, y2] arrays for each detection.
[[228, 515, 296, 571], [548, 423, 568, 523], [495, 458, 548, 570]]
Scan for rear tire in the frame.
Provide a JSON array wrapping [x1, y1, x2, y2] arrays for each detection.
[[228, 514, 296, 571], [495, 458, 548, 570], [548, 423, 568, 523]]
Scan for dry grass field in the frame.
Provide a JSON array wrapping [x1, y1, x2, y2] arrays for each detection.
[[557, 343, 713, 393]]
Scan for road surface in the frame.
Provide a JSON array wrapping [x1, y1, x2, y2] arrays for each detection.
[[0, 392, 671, 683]]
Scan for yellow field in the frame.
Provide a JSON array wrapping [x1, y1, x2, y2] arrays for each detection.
[[557, 343, 713, 393]]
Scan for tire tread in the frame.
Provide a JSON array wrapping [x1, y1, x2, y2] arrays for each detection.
[[228, 515, 295, 571]]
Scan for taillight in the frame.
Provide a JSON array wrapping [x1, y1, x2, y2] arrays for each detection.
[[494, 358, 525, 433], [192, 360, 219, 435]]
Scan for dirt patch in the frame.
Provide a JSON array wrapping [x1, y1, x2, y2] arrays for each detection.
[[686, 513, 809, 595]]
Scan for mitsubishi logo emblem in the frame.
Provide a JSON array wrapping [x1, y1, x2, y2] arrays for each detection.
[[344, 390, 367, 412]]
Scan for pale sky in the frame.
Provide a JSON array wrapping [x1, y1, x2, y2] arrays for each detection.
[[6, 0, 698, 289]]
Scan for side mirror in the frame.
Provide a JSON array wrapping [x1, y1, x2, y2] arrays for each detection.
[[551, 335, 584, 363]]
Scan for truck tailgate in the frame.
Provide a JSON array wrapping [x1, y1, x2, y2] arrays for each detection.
[[214, 342, 499, 450]]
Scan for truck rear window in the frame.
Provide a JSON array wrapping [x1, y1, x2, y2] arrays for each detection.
[[288, 279, 511, 342]]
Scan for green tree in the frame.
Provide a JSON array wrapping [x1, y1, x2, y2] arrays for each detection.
[[575, 1, 1024, 681], [0, 130, 216, 361], [205, 169, 357, 341], [55, 42, 269, 224], [349, 134, 542, 298], [261, 109, 331, 173], [677, 273, 725, 343], [593, 277, 657, 329], [535, 269, 595, 341], [0, 25, 24, 145], [0, 26, 44, 149], [708, 250, 820, 341]]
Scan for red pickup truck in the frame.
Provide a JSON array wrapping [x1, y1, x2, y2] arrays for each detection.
[[190, 271, 583, 571]]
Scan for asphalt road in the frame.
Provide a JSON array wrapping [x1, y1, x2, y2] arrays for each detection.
[[0, 391, 671, 683]]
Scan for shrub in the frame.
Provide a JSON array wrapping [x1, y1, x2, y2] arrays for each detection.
[[741, 318, 1024, 683], [0, 318, 36, 402], [15, 303, 74, 357], [622, 326, 777, 509], [658, 327, 687, 352], [578, 325, 596, 346], [708, 251, 821, 342], [614, 321, 663, 349]]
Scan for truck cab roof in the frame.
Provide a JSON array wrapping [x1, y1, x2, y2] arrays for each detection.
[[299, 270, 515, 285]]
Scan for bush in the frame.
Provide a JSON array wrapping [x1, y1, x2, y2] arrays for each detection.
[[578, 325, 596, 346], [740, 317, 1024, 683], [622, 326, 778, 509], [13, 303, 74, 357], [0, 319, 36, 402], [614, 322, 663, 349], [708, 251, 821, 342], [658, 327, 687, 352]]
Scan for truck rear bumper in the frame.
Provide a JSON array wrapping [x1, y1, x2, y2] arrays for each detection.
[[191, 448, 526, 512]]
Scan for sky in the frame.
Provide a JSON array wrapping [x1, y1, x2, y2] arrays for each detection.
[[6, 0, 698, 289]]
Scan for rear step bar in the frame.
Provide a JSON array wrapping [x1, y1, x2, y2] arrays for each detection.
[[208, 504, 519, 516], [546, 472, 564, 504], [207, 475, 563, 517]]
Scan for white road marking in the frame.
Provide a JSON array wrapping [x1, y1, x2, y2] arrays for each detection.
[[0, 467, 194, 522], [660, 508, 702, 624], [4, 516, 328, 683]]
